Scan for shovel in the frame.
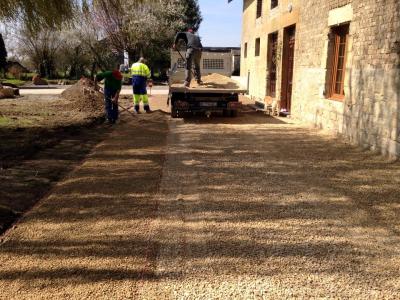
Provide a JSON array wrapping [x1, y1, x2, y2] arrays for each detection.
[[95, 87, 137, 119]]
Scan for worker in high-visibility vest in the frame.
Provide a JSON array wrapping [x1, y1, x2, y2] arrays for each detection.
[[130, 57, 152, 113]]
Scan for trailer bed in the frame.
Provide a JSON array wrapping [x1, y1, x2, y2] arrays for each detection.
[[169, 83, 247, 94], [169, 73, 247, 94]]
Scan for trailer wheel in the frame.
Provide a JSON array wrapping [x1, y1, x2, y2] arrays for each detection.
[[231, 110, 238, 117], [171, 103, 179, 118], [171, 109, 179, 118]]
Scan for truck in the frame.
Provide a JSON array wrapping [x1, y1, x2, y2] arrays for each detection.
[[168, 51, 247, 118], [168, 74, 247, 118]]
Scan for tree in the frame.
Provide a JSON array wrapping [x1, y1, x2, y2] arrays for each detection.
[[92, 0, 202, 63], [16, 26, 63, 78], [0, 33, 7, 77], [182, 0, 202, 32], [0, 0, 77, 30]]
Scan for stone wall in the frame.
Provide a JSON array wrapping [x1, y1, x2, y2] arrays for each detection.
[[291, 0, 400, 157], [328, 0, 351, 9]]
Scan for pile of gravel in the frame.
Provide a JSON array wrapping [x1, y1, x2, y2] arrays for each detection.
[[61, 78, 104, 116]]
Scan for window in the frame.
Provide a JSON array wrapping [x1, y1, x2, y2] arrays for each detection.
[[326, 24, 349, 100], [256, 0, 263, 18], [267, 32, 278, 97], [203, 59, 224, 70], [177, 58, 185, 69], [271, 0, 278, 9], [255, 38, 261, 56], [244, 43, 248, 58]]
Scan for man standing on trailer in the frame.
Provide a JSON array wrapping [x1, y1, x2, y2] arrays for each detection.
[[173, 28, 203, 87], [130, 57, 152, 113]]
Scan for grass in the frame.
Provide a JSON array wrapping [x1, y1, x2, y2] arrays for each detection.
[[1, 79, 27, 87], [0, 116, 34, 128]]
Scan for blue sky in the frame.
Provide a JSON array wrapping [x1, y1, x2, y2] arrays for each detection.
[[198, 0, 242, 47]]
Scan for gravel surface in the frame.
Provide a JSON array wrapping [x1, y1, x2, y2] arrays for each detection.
[[0, 107, 399, 299]]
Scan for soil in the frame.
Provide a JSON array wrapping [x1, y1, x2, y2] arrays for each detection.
[[193, 73, 240, 89], [0, 84, 107, 235], [61, 78, 104, 115], [171, 73, 242, 90], [0, 99, 399, 298], [0, 87, 15, 99]]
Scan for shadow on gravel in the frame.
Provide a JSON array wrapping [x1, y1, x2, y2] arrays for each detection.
[[0, 267, 180, 282], [0, 119, 108, 235], [182, 111, 289, 125], [0, 111, 399, 292]]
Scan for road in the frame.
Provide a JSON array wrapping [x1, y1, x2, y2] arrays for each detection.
[[0, 97, 399, 299], [19, 85, 169, 96]]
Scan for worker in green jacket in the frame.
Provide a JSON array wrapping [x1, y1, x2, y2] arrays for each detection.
[[95, 67, 123, 124], [130, 57, 152, 113]]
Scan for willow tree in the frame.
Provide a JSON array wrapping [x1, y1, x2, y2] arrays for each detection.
[[0, 0, 77, 29]]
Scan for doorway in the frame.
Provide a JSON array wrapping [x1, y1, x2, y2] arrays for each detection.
[[267, 32, 278, 98], [281, 25, 296, 112]]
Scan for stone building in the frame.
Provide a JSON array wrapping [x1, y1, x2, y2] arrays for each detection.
[[5, 61, 30, 79], [239, 0, 400, 157]]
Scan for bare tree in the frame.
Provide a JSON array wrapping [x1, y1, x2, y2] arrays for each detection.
[[91, 0, 201, 62], [16, 27, 64, 78]]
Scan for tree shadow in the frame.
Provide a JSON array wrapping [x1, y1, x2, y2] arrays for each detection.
[[0, 111, 399, 293], [182, 111, 289, 125]]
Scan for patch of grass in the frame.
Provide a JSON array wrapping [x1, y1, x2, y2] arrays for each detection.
[[0, 116, 34, 128], [2, 79, 27, 86], [0, 116, 13, 127], [20, 73, 36, 81]]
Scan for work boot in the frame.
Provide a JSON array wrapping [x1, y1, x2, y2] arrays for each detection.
[[134, 105, 140, 113], [184, 81, 190, 88], [144, 105, 151, 113], [197, 80, 203, 85]]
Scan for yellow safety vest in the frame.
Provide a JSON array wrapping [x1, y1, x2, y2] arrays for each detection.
[[130, 62, 151, 78]]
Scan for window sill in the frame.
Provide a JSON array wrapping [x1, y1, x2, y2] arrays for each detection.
[[327, 95, 345, 102]]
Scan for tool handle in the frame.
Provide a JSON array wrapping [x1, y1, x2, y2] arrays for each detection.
[[176, 49, 196, 79]]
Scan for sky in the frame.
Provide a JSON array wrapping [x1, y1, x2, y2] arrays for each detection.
[[198, 0, 242, 47]]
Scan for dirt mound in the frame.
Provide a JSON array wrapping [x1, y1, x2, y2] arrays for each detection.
[[61, 78, 104, 116], [32, 75, 48, 85], [191, 73, 240, 89], [0, 87, 15, 99], [171, 73, 241, 90]]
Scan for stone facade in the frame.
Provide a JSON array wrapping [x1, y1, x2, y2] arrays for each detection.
[[241, 0, 300, 102], [240, 0, 400, 157]]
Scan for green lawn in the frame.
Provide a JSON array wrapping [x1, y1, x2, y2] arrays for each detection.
[[2, 79, 27, 87]]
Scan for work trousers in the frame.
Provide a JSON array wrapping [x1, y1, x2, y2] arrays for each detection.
[[104, 88, 119, 123], [132, 75, 150, 112], [185, 48, 202, 83]]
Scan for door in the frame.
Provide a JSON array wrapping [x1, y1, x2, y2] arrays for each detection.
[[267, 32, 278, 98], [281, 25, 296, 112]]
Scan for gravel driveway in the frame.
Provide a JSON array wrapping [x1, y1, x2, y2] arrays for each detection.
[[0, 108, 399, 299]]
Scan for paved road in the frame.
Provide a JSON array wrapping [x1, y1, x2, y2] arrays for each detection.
[[0, 104, 399, 298], [19, 85, 169, 96]]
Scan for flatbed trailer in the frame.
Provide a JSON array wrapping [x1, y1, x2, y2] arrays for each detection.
[[168, 80, 247, 118]]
